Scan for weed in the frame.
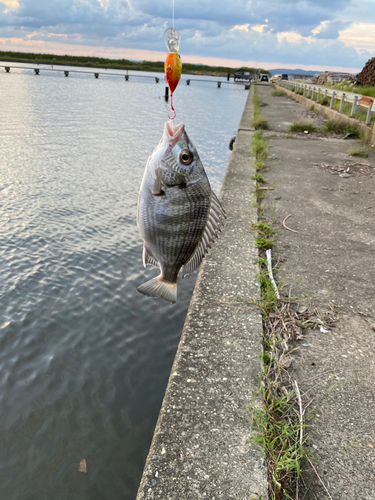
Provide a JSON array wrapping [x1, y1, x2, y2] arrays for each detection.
[[272, 89, 286, 97], [255, 236, 276, 249], [249, 118, 317, 500], [348, 146, 370, 158], [329, 80, 375, 98], [252, 115, 270, 130], [255, 158, 266, 171], [253, 93, 268, 107], [252, 221, 275, 236], [250, 382, 308, 499], [324, 120, 363, 139], [289, 121, 318, 133], [252, 173, 266, 183], [309, 104, 315, 111], [252, 131, 269, 160], [252, 88, 270, 130], [257, 266, 280, 314]]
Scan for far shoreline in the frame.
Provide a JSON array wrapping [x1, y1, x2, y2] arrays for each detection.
[[0, 50, 271, 78]]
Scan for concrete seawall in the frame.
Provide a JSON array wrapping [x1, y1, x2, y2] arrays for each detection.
[[135, 88, 268, 500]]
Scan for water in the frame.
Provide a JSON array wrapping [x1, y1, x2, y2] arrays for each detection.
[[0, 64, 247, 500]]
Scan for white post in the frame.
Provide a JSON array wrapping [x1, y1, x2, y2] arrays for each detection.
[[351, 96, 358, 116], [339, 93, 346, 113], [330, 91, 336, 109], [366, 101, 373, 125], [316, 88, 321, 103]]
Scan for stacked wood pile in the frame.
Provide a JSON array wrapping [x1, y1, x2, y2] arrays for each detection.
[[356, 58, 375, 85], [312, 71, 356, 85]]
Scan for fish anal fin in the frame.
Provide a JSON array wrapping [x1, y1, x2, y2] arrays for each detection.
[[180, 191, 225, 278], [143, 245, 159, 268], [137, 276, 177, 304]]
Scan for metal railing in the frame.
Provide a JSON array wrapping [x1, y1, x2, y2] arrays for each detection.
[[1, 65, 249, 89], [278, 80, 374, 125]]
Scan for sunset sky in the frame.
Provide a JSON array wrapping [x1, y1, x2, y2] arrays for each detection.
[[0, 0, 374, 73]]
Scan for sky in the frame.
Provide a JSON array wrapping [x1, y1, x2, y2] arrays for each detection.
[[0, 0, 374, 73]]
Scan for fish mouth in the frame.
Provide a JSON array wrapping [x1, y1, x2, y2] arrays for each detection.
[[164, 120, 185, 148]]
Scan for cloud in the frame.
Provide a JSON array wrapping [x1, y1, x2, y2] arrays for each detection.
[[311, 20, 330, 35], [339, 22, 375, 53], [1, 0, 19, 7], [0, 0, 371, 71], [277, 31, 316, 44], [230, 24, 250, 32], [251, 24, 267, 33]]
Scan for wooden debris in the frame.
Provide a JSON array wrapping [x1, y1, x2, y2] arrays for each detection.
[[356, 57, 375, 86], [318, 161, 373, 177], [312, 71, 356, 85]]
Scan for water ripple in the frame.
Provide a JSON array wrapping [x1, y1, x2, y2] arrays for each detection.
[[0, 66, 246, 499]]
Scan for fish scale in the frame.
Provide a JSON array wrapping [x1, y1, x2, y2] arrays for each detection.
[[137, 121, 225, 304]]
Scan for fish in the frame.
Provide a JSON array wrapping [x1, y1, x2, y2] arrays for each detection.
[[136, 120, 225, 304]]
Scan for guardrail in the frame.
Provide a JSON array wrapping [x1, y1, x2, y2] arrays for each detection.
[[278, 80, 374, 125]]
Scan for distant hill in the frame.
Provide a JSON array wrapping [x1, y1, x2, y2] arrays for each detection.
[[269, 68, 318, 76]]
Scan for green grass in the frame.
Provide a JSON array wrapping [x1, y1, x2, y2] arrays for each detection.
[[255, 236, 276, 249], [252, 131, 269, 160], [257, 264, 280, 315], [249, 381, 308, 499], [272, 89, 286, 97], [289, 121, 318, 133], [253, 93, 268, 107], [249, 116, 311, 499], [328, 96, 375, 126], [348, 146, 370, 158], [252, 115, 269, 130], [325, 120, 359, 137], [252, 173, 266, 183], [330, 79, 375, 98], [252, 88, 270, 130]]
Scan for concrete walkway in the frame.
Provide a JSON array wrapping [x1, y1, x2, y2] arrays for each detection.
[[136, 89, 268, 500], [257, 83, 375, 499]]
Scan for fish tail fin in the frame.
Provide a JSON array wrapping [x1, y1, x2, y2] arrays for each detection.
[[137, 276, 177, 304]]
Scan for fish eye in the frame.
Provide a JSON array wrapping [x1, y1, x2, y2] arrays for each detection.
[[179, 149, 194, 166]]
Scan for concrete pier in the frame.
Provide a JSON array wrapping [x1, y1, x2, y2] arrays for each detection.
[[135, 89, 268, 499]]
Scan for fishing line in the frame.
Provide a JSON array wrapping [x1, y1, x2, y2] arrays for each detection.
[[164, 0, 180, 119]]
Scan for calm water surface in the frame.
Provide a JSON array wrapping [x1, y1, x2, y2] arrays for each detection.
[[0, 65, 247, 499]]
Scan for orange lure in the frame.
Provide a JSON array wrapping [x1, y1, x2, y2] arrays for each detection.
[[164, 28, 182, 119], [165, 51, 182, 93]]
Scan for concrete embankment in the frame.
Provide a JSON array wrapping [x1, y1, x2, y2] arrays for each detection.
[[136, 88, 268, 499], [256, 83, 375, 499]]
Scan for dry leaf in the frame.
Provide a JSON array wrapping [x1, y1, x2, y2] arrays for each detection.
[[368, 444, 374, 449], [78, 459, 87, 473]]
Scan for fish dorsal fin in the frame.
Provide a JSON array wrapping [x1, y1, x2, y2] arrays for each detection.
[[143, 244, 159, 268], [179, 191, 225, 278]]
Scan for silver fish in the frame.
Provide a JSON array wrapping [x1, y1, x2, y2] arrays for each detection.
[[137, 120, 225, 304]]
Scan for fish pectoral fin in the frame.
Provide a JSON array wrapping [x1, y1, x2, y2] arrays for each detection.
[[151, 166, 165, 196], [180, 190, 225, 278], [142, 245, 159, 268], [137, 276, 177, 304]]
